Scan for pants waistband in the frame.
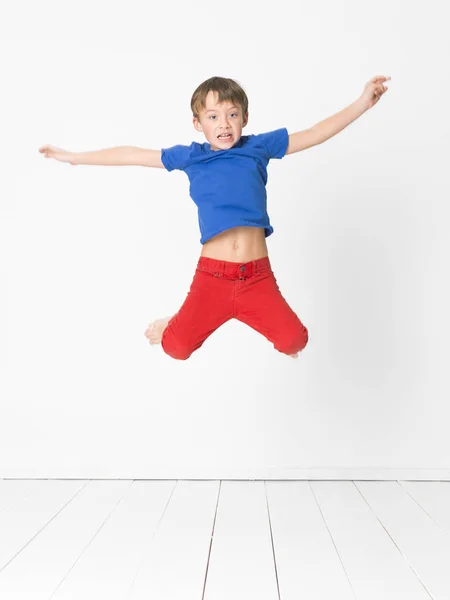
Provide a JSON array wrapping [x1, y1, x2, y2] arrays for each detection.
[[196, 255, 272, 279]]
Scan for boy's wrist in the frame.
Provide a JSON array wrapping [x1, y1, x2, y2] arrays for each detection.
[[356, 95, 370, 114]]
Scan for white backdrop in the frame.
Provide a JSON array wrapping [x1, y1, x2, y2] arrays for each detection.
[[1, 0, 449, 479]]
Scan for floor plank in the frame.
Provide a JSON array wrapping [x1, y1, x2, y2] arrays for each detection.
[[266, 481, 355, 600], [399, 481, 450, 533], [312, 481, 432, 600], [356, 481, 448, 599], [0, 480, 85, 574], [50, 480, 175, 600], [203, 481, 280, 600], [0, 480, 42, 513], [127, 480, 219, 600]]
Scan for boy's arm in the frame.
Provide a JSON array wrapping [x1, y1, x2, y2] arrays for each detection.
[[70, 146, 165, 168], [286, 97, 367, 155], [130, 147, 165, 168], [286, 75, 390, 155]]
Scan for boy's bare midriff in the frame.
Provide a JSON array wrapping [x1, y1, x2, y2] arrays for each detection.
[[200, 226, 269, 263]]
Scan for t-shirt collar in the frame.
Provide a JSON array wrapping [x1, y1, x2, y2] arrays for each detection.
[[203, 135, 245, 153]]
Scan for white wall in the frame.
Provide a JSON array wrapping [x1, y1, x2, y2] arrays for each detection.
[[1, 0, 449, 479]]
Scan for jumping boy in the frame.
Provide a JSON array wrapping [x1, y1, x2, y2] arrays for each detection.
[[39, 74, 390, 360]]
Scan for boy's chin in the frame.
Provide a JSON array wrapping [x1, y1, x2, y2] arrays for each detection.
[[209, 133, 240, 151]]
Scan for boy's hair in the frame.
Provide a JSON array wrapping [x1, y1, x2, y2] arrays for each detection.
[[191, 76, 249, 120]]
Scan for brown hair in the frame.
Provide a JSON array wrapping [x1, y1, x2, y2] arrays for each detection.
[[190, 76, 249, 120]]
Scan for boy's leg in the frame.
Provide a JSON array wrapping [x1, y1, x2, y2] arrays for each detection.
[[234, 260, 309, 356], [159, 261, 234, 360]]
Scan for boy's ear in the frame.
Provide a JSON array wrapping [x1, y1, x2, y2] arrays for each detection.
[[193, 117, 203, 132], [242, 111, 249, 128]]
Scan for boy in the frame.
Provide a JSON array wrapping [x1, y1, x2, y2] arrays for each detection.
[[39, 74, 390, 360]]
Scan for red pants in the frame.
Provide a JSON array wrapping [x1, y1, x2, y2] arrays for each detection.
[[161, 255, 308, 360]]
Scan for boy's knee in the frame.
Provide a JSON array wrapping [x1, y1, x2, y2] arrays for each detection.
[[161, 322, 209, 360], [161, 339, 193, 360], [277, 322, 309, 355]]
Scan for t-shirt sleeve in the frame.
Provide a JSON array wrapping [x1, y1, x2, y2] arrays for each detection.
[[160, 144, 192, 172], [256, 127, 289, 160]]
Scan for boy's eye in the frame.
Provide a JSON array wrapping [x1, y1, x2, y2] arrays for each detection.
[[209, 113, 238, 120]]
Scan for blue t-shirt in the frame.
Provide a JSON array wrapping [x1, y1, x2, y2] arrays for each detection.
[[160, 128, 289, 244]]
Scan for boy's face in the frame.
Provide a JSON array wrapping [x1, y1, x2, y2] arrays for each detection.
[[193, 90, 248, 151]]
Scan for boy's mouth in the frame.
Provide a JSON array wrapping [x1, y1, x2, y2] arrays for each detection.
[[217, 133, 233, 140]]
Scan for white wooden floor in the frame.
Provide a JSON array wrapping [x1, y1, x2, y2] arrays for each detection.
[[0, 480, 449, 599]]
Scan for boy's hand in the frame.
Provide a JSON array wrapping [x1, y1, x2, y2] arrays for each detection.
[[38, 145, 75, 164], [360, 75, 391, 110]]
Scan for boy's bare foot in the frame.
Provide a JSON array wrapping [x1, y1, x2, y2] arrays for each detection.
[[289, 353, 299, 359], [144, 316, 172, 345]]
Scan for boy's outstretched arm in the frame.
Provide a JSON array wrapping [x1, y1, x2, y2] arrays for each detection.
[[286, 75, 391, 155], [38, 145, 165, 168]]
